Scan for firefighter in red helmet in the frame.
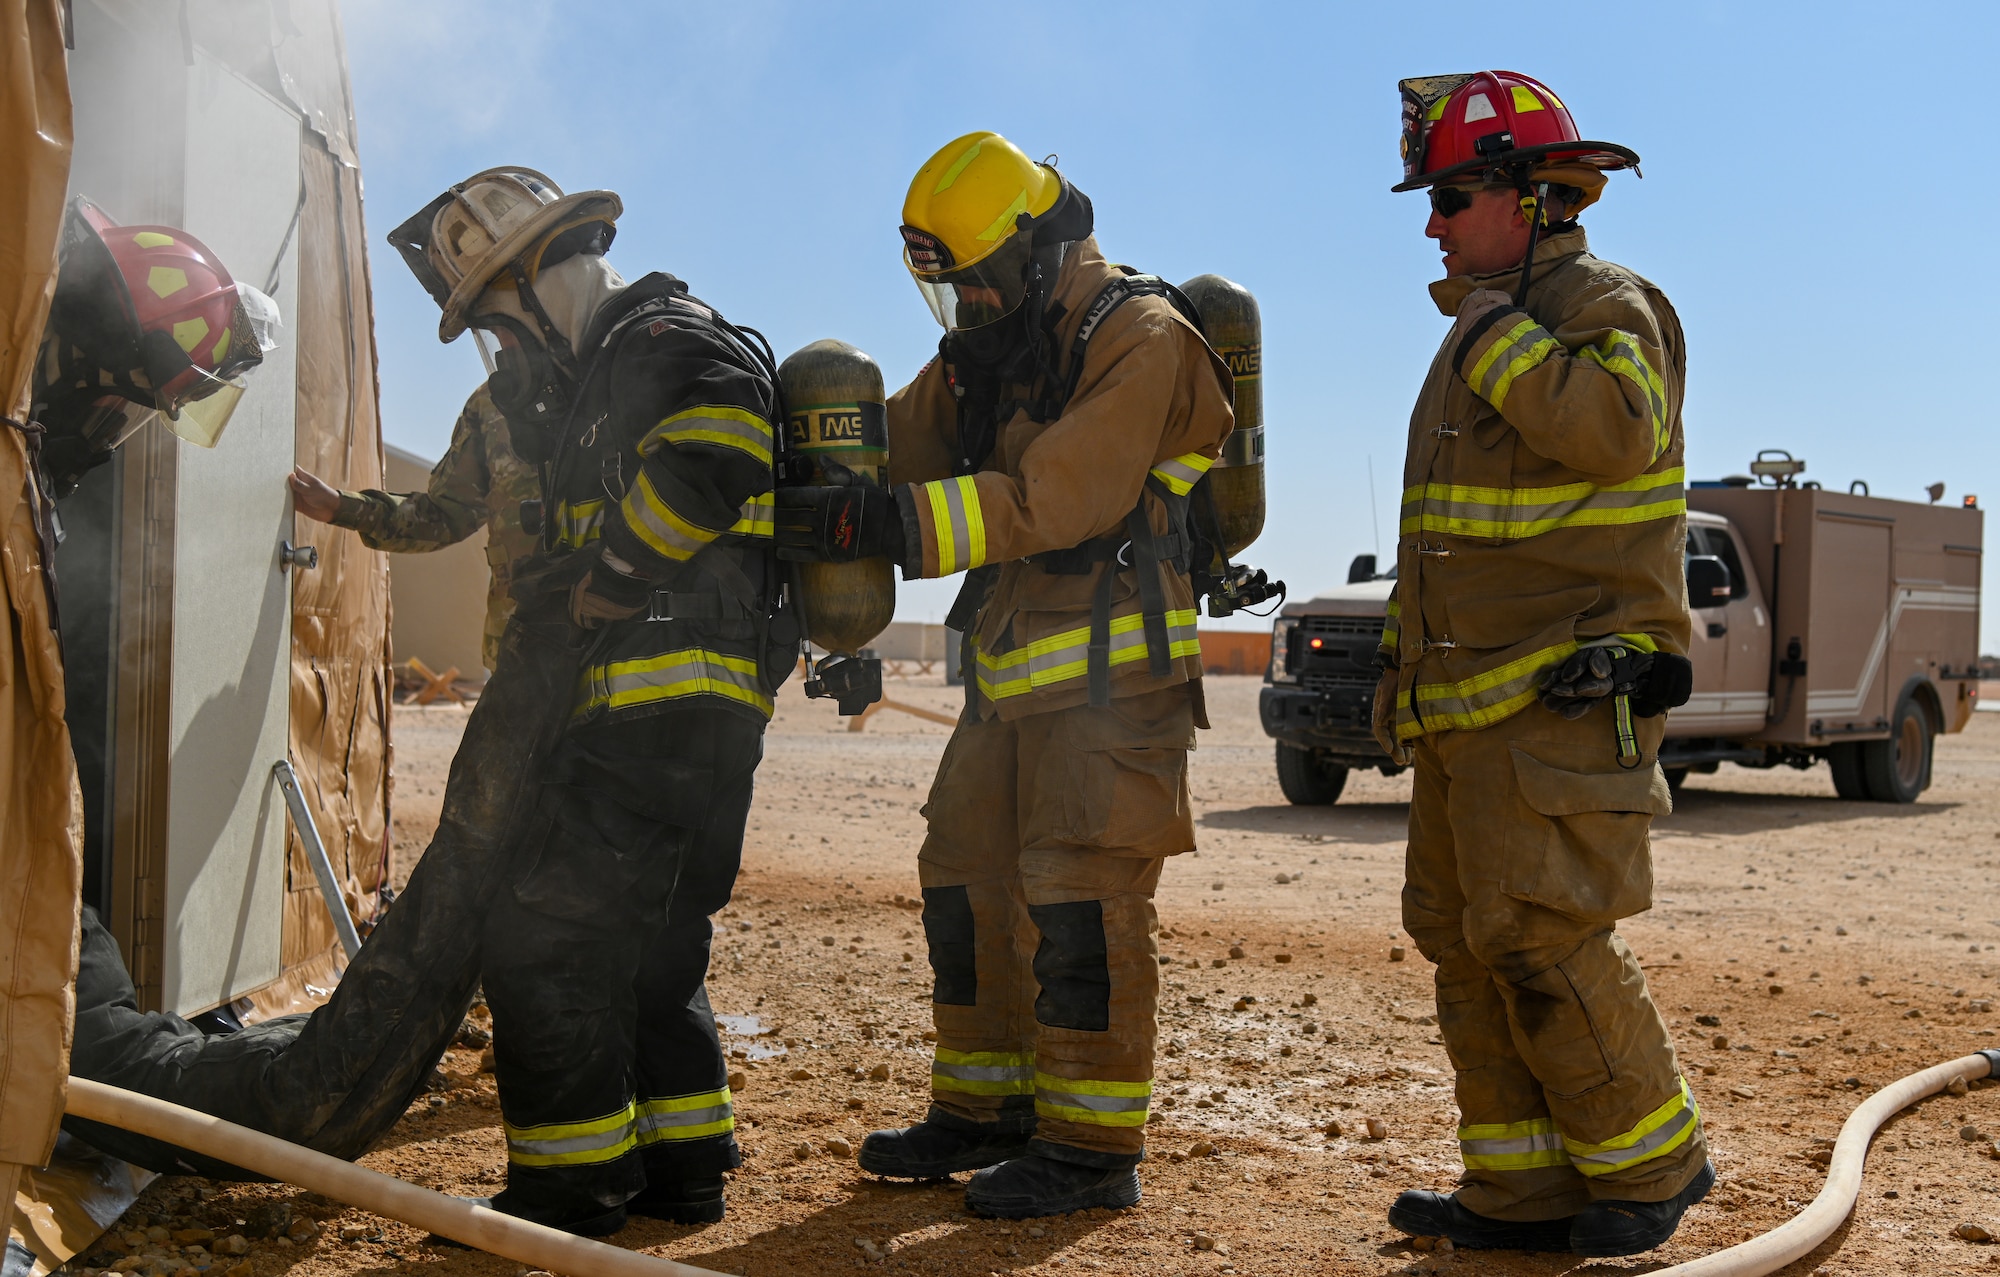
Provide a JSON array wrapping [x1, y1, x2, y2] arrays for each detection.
[[1377, 72, 1714, 1257], [29, 197, 275, 499]]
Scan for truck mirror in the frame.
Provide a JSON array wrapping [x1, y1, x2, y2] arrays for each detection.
[[1686, 554, 1732, 605], [1347, 554, 1376, 584]]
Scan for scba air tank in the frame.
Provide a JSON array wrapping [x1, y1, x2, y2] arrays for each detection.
[[778, 340, 895, 703], [1179, 274, 1265, 557]]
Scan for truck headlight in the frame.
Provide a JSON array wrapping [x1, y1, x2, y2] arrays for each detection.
[[1269, 618, 1299, 684]]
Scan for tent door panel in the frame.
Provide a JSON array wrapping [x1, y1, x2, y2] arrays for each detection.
[[160, 52, 302, 1016]]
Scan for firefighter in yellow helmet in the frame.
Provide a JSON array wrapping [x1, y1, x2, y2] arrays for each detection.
[[775, 132, 1235, 1217], [1376, 72, 1713, 1256]]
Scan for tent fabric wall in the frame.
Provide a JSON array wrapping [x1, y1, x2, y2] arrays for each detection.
[[274, 6, 391, 972], [0, 0, 82, 1189]]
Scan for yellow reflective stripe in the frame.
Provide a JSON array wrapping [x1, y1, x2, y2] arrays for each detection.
[[635, 1088, 735, 1145], [1034, 1073, 1152, 1128], [1398, 467, 1685, 541], [575, 647, 773, 720], [977, 190, 1030, 243], [1381, 597, 1401, 648], [621, 468, 722, 562], [729, 492, 774, 538], [933, 137, 985, 195], [933, 1048, 1036, 1097], [1458, 1116, 1568, 1171], [1563, 1077, 1700, 1177], [974, 608, 1200, 701], [917, 475, 987, 576], [1393, 633, 1659, 739], [555, 498, 607, 549], [505, 1103, 638, 1168], [1148, 451, 1213, 497], [1579, 331, 1671, 463], [1464, 316, 1558, 411], [643, 404, 775, 467]]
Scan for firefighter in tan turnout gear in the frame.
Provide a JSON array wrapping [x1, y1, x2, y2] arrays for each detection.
[[1377, 72, 1715, 1257], [774, 132, 1235, 1217]]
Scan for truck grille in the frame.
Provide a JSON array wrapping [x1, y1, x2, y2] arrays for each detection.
[[1300, 615, 1385, 639], [1285, 614, 1386, 686]]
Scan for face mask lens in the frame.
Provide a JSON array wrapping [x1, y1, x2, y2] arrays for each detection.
[[906, 232, 1034, 331]]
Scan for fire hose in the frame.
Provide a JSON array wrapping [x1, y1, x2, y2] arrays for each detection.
[[1651, 1048, 1999, 1277], [62, 1077, 724, 1277], [64, 1049, 1998, 1275]]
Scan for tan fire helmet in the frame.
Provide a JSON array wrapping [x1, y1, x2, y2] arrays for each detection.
[[387, 166, 622, 343]]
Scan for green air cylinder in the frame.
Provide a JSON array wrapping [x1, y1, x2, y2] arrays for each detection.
[[1180, 274, 1265, 557], [778, 339, 895, 656]]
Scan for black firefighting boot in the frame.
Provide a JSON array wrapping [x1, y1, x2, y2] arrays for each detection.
[[1388, 1190, 1575, 1252], [964, 1143, 1141, 1218], [627, 1174, 727, 1225], [1569, 1160, 1715, 1257], [858, 1106, 1035, 1179]]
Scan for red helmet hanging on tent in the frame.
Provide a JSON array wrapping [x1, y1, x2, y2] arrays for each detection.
[[1394, 71, 1640, 192]]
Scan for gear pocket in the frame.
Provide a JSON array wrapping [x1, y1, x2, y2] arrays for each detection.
[[1032, 699, 1195, 856], [1501, 744, 1671, 923], [513, 783, 692, 925]]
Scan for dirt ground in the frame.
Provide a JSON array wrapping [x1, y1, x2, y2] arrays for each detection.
[[69, 676, 2000, 1277]]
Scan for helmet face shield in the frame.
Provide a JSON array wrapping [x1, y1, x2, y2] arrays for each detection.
[[906, 230, 1034, 331]]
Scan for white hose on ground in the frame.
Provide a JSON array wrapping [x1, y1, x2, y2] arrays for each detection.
[[1650, 1048, 1999, 1277], [63, 1077, 724, 1277]]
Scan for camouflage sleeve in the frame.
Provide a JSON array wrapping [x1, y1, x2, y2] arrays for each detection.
[[331, 390, 493, 553]]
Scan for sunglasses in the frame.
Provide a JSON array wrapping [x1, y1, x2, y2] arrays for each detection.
[[1428, 186, 1479, 218]]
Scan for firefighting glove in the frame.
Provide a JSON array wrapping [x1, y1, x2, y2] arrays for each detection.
[[773, 470, 907, 565], [1538, 646, 1694, 719], [1449, 287, 1518, 353], [568, 554, 650, 628]]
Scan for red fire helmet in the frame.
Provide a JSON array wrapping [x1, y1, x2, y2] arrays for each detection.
[[51, 198, 264, 424], [1394, 71, 1640, 192]]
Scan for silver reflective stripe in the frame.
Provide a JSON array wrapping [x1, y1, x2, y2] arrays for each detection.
[[1399, 469, 1686, 540], [1037, 1088, 1150, 1114], [1148, 451, 1213, 496], [622, 470, 713, 562], [637, 1104, 732, 1134], [934, 1061, 1034, 1084], [506, 1115, 637, 1163], [976, 609, 1200, 700], [1468, 317, 1559, 407], [1565, 1085, 1700, 1176]]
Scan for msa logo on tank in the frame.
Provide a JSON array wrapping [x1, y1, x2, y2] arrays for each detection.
[[787, 402, 888, 483], [1219, 344, 1261, 380]]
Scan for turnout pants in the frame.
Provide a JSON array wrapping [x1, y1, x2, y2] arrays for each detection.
[[918, 686, 1196, 1167], [63, 602, 585, 1175], [1402, 703, 1706, 1221], [483, 706, 763, 1219]]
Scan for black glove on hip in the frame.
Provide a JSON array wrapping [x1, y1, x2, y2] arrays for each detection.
[[773, 482, 906, 564], [1538, 646, 1693, 719]]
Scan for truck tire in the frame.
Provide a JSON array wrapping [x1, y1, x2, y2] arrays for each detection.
[[1276, 743, 1347, 805], [1859, 693, 1934, 804], [1662, 767, 1689, 796], [1827, 742, 1871, 801]]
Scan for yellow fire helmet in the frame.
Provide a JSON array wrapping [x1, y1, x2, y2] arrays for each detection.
[[900, 132, 1065, 331]]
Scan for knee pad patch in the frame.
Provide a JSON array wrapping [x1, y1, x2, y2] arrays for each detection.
[[1027, 900, 1110, 1032], [921, 886, 977, 1006]]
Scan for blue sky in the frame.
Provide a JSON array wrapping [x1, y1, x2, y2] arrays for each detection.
[[343, 0, 1998, 647]]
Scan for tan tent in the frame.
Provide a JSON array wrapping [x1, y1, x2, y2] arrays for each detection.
[[0, 0, 83, 1241], [3, 0, 391, 1262]]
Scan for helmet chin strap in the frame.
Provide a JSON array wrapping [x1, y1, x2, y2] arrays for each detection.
[[506, 261, 579, 377], [1513, 180, 1551, 308]]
